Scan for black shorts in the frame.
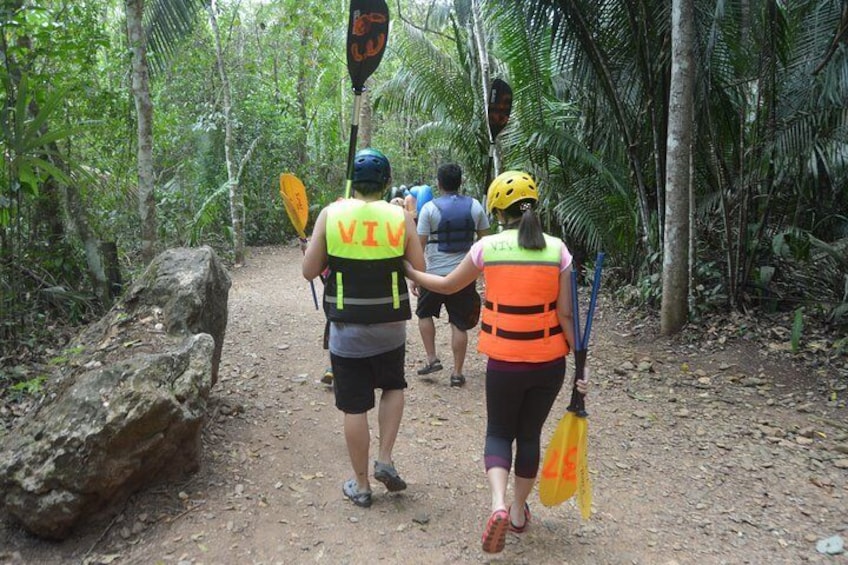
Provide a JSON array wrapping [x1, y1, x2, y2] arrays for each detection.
[[415, 282, 481, 331], [330, 346, 407, 414]]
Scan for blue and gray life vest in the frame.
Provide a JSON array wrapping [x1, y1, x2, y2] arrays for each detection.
[[428, 195, 475, 253]]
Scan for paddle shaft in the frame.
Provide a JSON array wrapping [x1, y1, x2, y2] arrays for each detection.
[[567, 253, 605, 417], [298, 238, 320, 310], [344, 89, 365, 198]]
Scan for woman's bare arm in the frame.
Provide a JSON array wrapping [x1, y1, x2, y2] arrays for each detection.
[[405, 253, 480, 294]]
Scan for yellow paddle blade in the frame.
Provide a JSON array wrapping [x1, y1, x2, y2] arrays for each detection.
[[279, 173, 309, 238], [538, 412, 583, 506], [576, 420, 592, 520]]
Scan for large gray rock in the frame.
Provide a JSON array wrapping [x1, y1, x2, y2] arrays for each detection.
[[0, 246, 231, 539]]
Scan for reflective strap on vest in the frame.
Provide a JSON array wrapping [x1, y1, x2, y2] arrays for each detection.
[[336, 271, 344, 309], [392, 271, 400, 309], [325, 293, 409, 306], [484, 300, 557, 315], [480, 322, 563, 341]]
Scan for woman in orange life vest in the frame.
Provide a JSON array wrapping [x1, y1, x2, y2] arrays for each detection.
[[404, 171, 588, 554]]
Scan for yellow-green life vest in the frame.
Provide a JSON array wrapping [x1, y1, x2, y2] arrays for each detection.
[[324, 199, 411, 323]]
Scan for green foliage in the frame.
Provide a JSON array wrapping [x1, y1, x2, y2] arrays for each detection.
[[635, 251, 663, 308], [0, 363, 48, 400], [48, 345, 86, 366], [690, 259, 728, 319], [9, 375, 47, 397], [2, 0, 847, 360]]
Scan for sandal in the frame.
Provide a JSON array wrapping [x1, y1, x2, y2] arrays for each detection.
[[508, 502, 531, 533], [342, 479, 372, 508], [481, 509, 509, 554], [450, 374, 466, 387], [374, 461, 407, 492], [321, 367, 333, 385], [417, 358, 443, 375]]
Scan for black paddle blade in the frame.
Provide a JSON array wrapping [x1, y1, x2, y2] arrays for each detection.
[[488, 78, 513, 138], [347, 0, 390, 91]]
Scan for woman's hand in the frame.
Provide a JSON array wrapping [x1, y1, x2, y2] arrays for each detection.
[[575, 367, 590, 395], [403, 259, 419, 281], [575, 378, 589, 396]]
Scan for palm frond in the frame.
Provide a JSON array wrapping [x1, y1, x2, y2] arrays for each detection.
[[144, 0, 205, 75]]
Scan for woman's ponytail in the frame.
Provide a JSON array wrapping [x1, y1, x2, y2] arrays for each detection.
[[505, 200, 545, 250]]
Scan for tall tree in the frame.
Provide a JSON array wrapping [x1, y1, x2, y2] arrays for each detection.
[[206, 0, 247, 266], [125, 0, 156, 265], [660, 0, 694, 334], [470, 0, 498, 177]]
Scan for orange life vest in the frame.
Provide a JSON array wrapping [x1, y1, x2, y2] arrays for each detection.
[[477, 230, 569, 362]]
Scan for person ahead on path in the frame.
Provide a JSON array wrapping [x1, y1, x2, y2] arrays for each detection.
[[404, 171, 588, 553], [412, 163, 490, 387], [302, 148, 425, 509]]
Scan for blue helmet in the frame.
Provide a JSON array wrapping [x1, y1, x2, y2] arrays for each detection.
[[353, 148, 391, 185]]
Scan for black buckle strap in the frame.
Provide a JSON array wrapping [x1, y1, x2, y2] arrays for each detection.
[[480, 322, 563, 340], [483, 300, 557, 315]]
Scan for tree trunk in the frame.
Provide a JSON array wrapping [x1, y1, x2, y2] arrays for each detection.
[[295, 26, 310, 164], [660, 0, 694, 335], [125, 0, 157, 265], [207, 0, 245, 266], [470, 0, 498, 178], [359, 86, 373, 149]]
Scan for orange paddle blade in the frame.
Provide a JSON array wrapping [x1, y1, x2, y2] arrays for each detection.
[[538, 411, 586, 507], [279, 173, 309, 238]]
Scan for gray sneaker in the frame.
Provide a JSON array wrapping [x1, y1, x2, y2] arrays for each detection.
[[342, 478, 372, 508], [374, 461, 407, 492]]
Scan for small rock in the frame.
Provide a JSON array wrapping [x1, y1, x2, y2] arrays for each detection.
[[833, 459, 848, 469], [816, 535, 844, 555], [412, 513, 430, 525], [637, 361, 653, 372], [796, 403, 815, 413]]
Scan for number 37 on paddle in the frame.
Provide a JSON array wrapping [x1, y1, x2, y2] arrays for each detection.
[[538, 253, 605, 520]]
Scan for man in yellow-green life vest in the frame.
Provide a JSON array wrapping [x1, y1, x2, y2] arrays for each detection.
[[302, 148, 426, 508]]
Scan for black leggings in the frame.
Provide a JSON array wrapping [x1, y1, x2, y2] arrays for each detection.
[[483, 358, 566, 478]]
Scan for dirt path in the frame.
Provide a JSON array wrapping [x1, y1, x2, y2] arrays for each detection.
[[3, 245, 846, 565]]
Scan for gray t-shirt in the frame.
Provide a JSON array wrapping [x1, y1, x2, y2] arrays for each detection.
[[417, 194, 490, 275]]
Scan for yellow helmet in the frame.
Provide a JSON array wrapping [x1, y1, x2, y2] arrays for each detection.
[[486, 170, 538, 214]]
